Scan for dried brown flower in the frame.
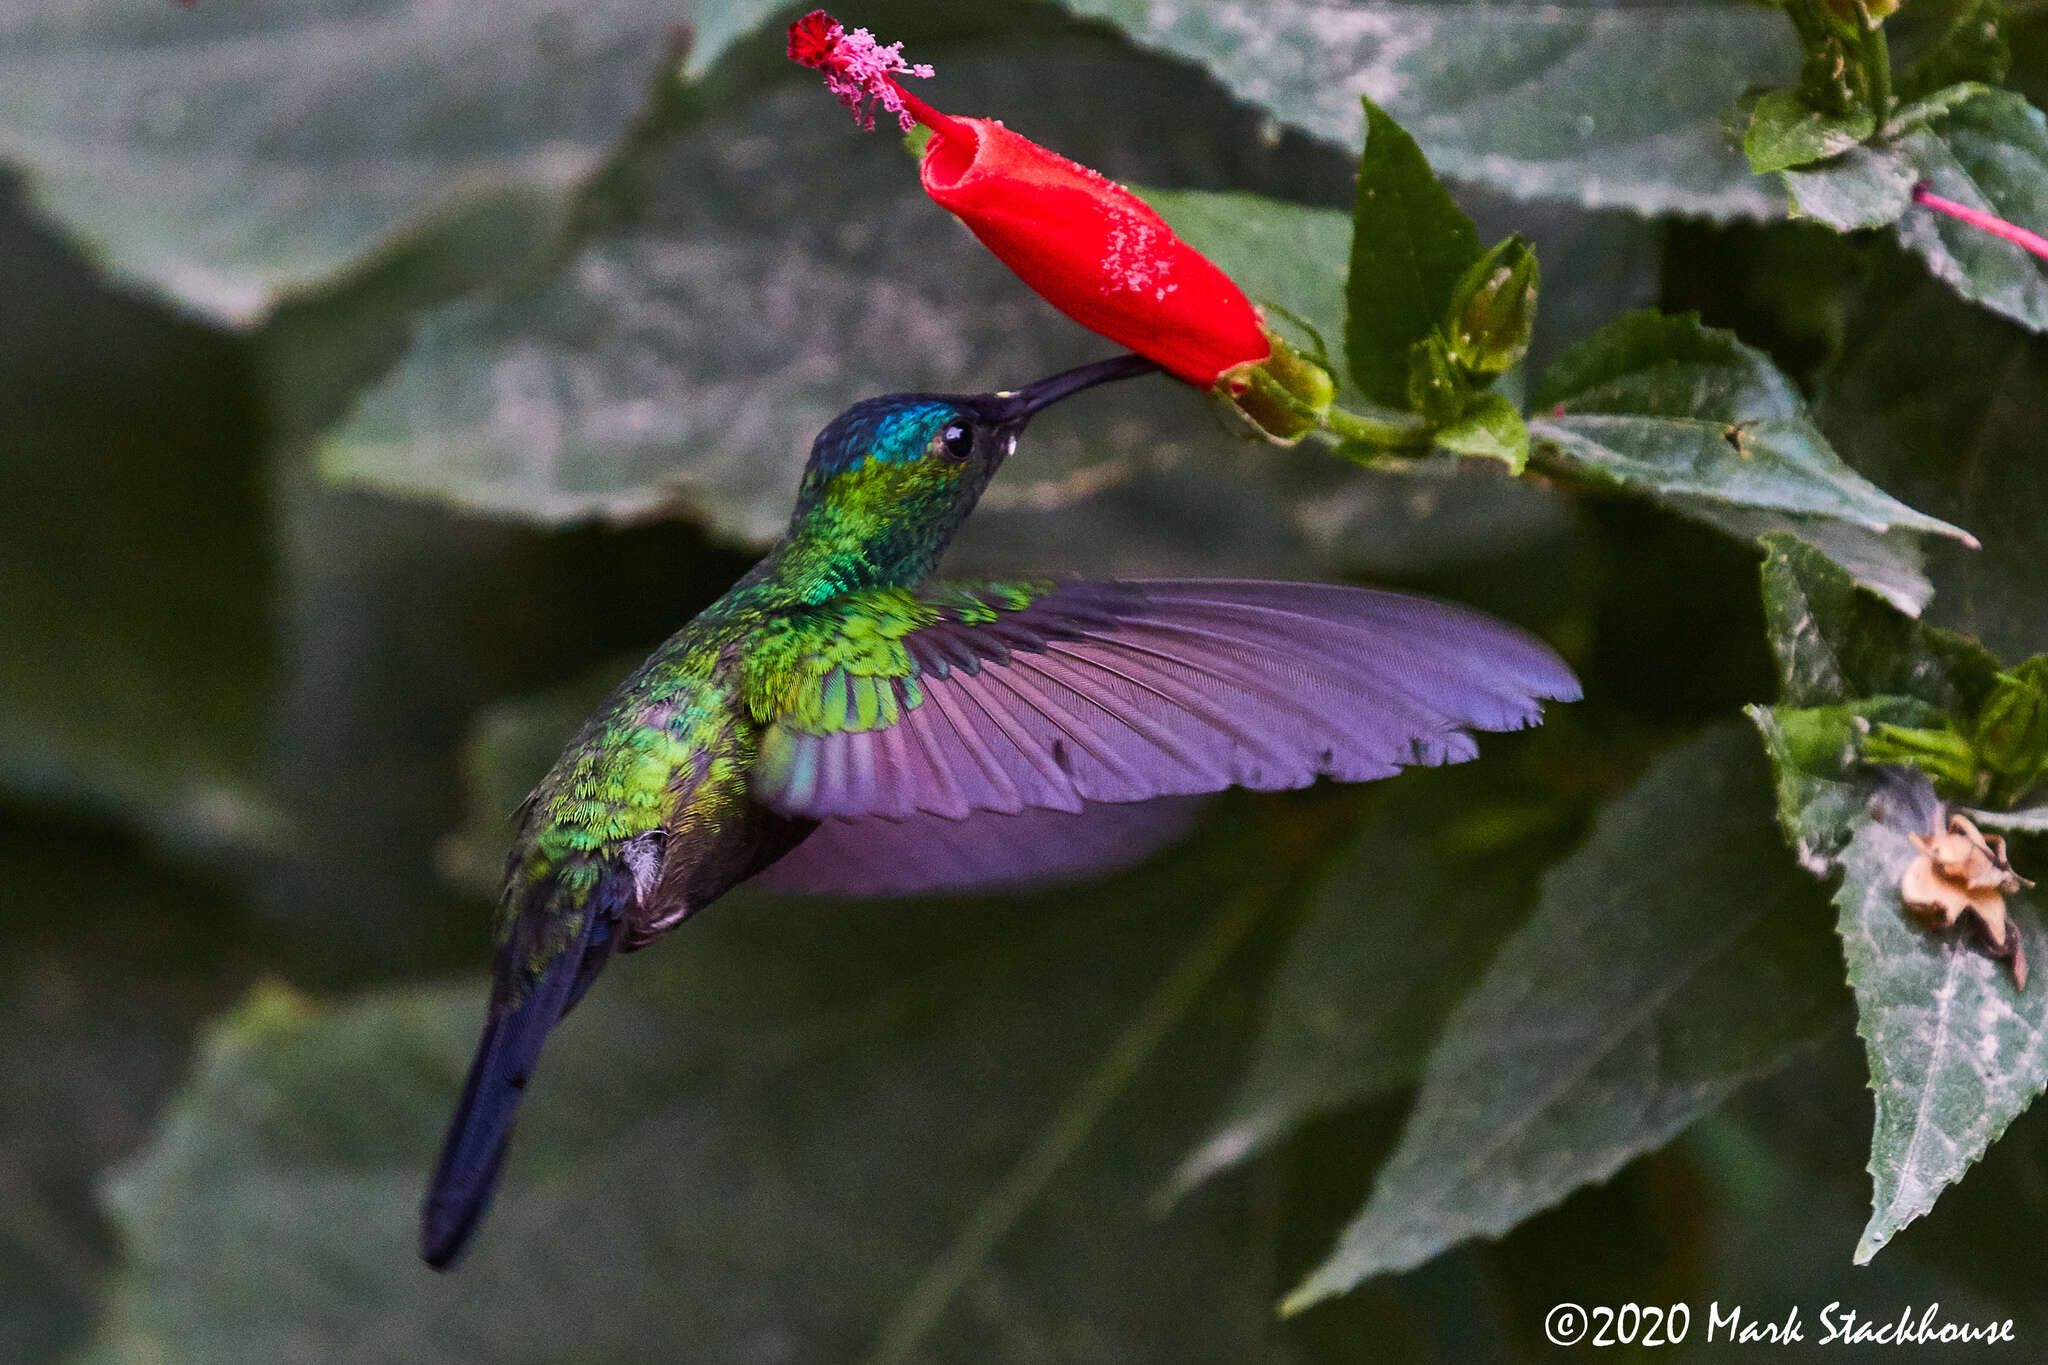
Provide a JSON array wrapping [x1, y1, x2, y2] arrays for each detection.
[[1902, 814, 2033, 988]]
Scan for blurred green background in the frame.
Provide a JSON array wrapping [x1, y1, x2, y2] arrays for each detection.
[[5, 1, 2048, 1361]]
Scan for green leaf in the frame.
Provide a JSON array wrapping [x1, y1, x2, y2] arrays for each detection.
[[82, 814, 1326, 1363], [1787, 89, 2048, 333], [1346, 99, 1482, 411], [0, 187, 279, 849], [1745, 89, 1876, 176], [1894, 89, 2048, 335], [1056, 0, 1791, 219], [1434, 394, 1529, 473], [0, 0, 781, 321], [1528, 313, 1975, 552], [1834, 784, 2048, 1262], [0, 816, 256, 1365], [1281, 725, 1845, 1309], [1755, 533, 2000, 713], [1821, 255, 2048, 662], [1403, 335, 1471, 427], [1782, 142, 1922, 231], [1779, 85, 1992, 230], [1702, 1043, 2048, 1335], [1175, 765, 1559, 1193]]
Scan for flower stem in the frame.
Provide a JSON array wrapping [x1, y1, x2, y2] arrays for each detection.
[[1321, 401, 1433, 450], [1852, 0, 1892, 128], [1912, 183, 2048, 263]]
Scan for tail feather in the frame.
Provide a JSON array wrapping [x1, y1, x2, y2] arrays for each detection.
[[421, 915, 601, 1270]]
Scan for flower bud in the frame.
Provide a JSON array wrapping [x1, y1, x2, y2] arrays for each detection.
[[1862, 721, 1983, 797], [1972, 662, 2048, 787], [1225, 332, 1336, 445], [1445, 236, 1538, 378]]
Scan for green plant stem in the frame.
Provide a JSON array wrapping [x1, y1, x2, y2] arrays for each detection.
[[1321, 401, 1432, 449], [1853, 0, 1893, 129]]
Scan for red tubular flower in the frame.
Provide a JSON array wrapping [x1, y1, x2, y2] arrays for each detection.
[[788, 12, 1271, 388]]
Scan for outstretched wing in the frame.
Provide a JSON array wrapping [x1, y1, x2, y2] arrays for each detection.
[[749, 796, 1205, 897], [744, 578, 1578, 825]]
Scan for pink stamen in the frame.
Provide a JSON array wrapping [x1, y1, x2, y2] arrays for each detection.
[[1912, 182, 2048, 264], [788, 12, 936, 134]]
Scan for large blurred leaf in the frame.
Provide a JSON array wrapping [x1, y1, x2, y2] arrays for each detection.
[[1821, 256, 2048, 661], [0, 0, 782, 321], [80, 803, 1359, 1363], [1786, 89, 2048, 334], [0, 178, 278, 851], [1057, 0, 1789, 219], [1282, 725, 1845, 1311], [1833, 780, 2048, 1263], [0, 808, 257, 1365], [1175, 761, 1564, 1192]]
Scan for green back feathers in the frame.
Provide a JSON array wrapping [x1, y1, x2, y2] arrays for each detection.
[[741, 581, 1055, 735]]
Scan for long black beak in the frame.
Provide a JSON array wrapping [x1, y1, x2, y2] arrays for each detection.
[[989, 353, 1162, 425]]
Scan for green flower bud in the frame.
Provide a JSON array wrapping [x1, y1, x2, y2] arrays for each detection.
[[1972, 664, 2048, 786], [1863, 721, 1984, 797], [1224, 330, 1337, 445], [1444, 236, 1539, 378]]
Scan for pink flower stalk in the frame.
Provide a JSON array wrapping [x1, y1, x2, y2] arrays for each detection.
[[1912, 182, 2048, 264], [786, 11, 933, 134]]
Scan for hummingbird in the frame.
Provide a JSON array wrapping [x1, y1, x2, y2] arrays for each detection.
[[420, 353, 1579, 1268]]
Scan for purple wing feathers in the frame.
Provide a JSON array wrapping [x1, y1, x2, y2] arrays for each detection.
[[756, 579, 1578, 823]]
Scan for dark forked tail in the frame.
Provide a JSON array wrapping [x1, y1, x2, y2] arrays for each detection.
[[421, 914, 605, 1270]]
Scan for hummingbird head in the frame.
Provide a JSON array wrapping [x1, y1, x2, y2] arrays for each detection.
[[784, 354, 1157, 586]]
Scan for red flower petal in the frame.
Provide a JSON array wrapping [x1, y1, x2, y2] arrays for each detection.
[[918, 120, 1270, 386], [786, 13, 1270, 386]]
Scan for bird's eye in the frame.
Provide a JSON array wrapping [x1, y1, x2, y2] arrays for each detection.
[[939, 422, 975, 461]]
